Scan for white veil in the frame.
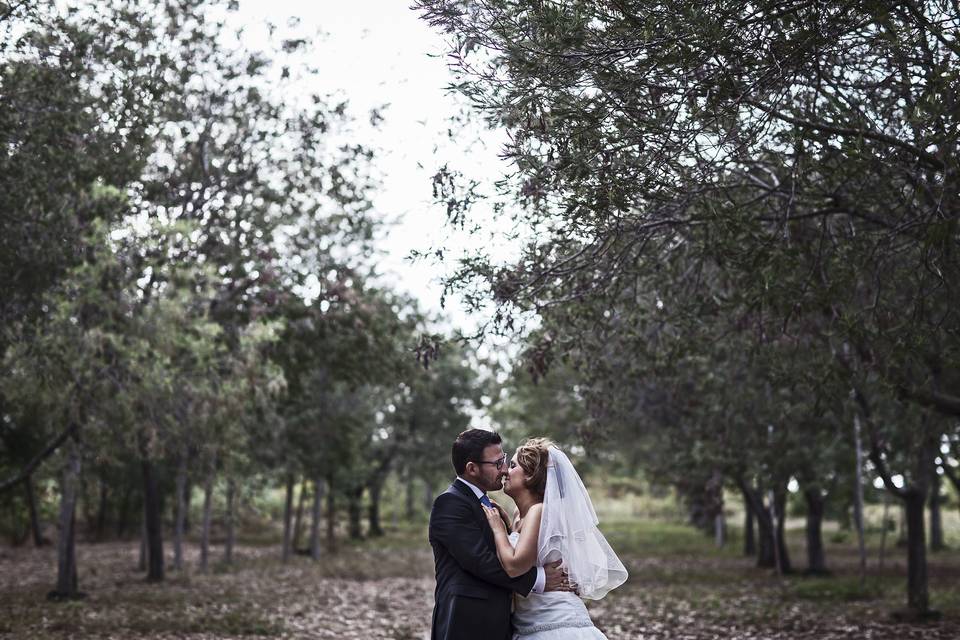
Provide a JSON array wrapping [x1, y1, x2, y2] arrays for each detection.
[[537, 445, 628, 600]]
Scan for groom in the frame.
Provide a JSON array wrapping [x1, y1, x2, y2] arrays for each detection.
[[429, 429, 567, 640]]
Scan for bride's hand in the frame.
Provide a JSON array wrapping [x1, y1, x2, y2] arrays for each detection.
[[482, 505, 507, 535]]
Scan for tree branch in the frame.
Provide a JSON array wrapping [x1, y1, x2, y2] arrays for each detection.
[[0, 422, 78, 494], [742, 99, 945, 171], [852, 388, 908, 500], [897, 385, 960, 418]]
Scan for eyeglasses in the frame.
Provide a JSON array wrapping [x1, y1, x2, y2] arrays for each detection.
[[474, 454, 507, 470]]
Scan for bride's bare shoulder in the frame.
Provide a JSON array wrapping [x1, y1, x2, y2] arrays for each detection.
[[515, 503, 544, 533]]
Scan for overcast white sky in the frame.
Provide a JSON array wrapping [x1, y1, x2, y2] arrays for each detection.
[[236, 0, 517, 334]]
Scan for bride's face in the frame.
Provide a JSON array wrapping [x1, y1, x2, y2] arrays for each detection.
[[502, 453, 527, 498]]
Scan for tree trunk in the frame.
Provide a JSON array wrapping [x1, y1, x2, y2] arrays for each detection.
[[26, 475, 46, 547], [49, 431, 82, 600], [423, 478, 435, 514], [292, 476, 307, 552], [770, 488, 792, 574], [896, 503, 908, 547], [116, 486, 133, 539], [405, 467, 415, 522], [94, 479, 108, 542], [326, 475, 336, 551], [282, 473, 295, 563], [80, 473, 95, 535], [853, 414, 868, 586], [804, 487, 828, 575], [737, 478, 774, 567], [714, 511, 726, 548], [224, 477, 236, 565], [347, 486, 363, 540], [743, 492, 756, 557], [904, 489, 930, 613], [200, 454, 216, 573], [183, 476, 193, 534], [879, 493, 891, 575], [707, 470, 724, 547], [943, 463, 960, 531], [929, 471, 944, 552], [138, 512, 147, 571], [141, 458, 164, 582], [866, 416, 937, 619], [173, 451, 188, 571], [309, 475, 324, 561], [368, 477, 384, 537]]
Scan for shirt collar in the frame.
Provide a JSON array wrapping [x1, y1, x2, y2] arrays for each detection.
[[456, 476, 485, 500]]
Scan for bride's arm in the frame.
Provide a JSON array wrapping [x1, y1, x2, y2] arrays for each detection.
[[482, 503, 542, 578]]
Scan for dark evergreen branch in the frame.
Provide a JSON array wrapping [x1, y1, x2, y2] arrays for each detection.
[[0, 422, 77, 494]]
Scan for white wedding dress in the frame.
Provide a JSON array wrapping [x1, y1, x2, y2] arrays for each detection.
[[505, 446, 627, 640], [508, 531, 607, 639]]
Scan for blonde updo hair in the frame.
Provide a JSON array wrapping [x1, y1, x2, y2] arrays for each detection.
[[515, 437, 554, 501]]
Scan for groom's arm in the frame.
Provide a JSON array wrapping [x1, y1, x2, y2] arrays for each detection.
[[430, 493, 537, 596]]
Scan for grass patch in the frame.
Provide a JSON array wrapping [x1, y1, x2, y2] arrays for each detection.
[[602, 518, 735, 557], [788, 576, 886, 602]]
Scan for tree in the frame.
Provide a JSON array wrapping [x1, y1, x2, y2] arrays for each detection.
[[417, 0, 958, 617]]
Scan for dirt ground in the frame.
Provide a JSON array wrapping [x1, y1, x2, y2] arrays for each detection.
[[1, 534, 958, 639]]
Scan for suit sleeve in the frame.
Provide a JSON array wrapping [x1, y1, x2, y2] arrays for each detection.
[[430, 492, 537, 596]]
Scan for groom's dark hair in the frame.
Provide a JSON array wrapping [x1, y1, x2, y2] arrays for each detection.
[[452, 428, 502, 476]]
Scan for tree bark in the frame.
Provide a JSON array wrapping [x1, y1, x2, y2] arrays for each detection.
[[742, 487, 756, 556], [224, 477, 236, 564], [141, 458, 164, 582], [292, 476, 307, 552], [183, 476, 193, 534], [368, 476, 385, 537], [173, 451, 188, 570], [904, 489, 930, 613], [736, 478, 774, 567], [26, 475, 46, 547], [423, 478, 435, 514], [49, 430, 82, 600], [94, 479, 108, 542], [347, 485, 363, 540], [853, 414, 868, 586], [405, 467, 415, 522], [896, 503, 908, 547], [138, 512, 147, 572], [771, 488, 792, 574], [863, 403, 936, 618], [714, 511, 726, 548], [116, 485, 133, 539], [325, 475, 336, 551], [803, 487, 828, 574], [929, 471, 944, 552], [879, 493, 891, 575], [309, 475, 324, 561], [80, 473, 95, 534], [282, 473, 295, 563], [943, 462, 960, 527], [200, 453, 216, 573]]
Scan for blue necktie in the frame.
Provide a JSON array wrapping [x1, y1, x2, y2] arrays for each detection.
[[479, 494, 493, 509]]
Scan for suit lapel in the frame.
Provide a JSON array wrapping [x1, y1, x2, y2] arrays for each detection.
[[450, 480, 495, 546]]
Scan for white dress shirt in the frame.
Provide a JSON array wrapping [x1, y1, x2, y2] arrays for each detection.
[[456, 476, 546, 593]]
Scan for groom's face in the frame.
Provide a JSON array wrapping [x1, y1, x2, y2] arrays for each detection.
[[471, 443, 506, 492]]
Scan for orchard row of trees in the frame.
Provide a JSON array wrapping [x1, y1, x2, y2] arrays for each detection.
[[0, 0, 472, 599], [418, 0, 960, 620]]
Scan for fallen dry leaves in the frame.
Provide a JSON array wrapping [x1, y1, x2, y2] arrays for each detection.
[[0, 535, 958, 639]]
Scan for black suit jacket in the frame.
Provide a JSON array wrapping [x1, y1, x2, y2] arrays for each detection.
[[429, 480, 537, 640]]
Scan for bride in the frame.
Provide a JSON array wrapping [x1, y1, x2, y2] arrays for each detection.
[[481, 438, 628, 639]]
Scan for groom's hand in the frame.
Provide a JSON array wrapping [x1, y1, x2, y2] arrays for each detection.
[[543, 560, 575, 592]]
